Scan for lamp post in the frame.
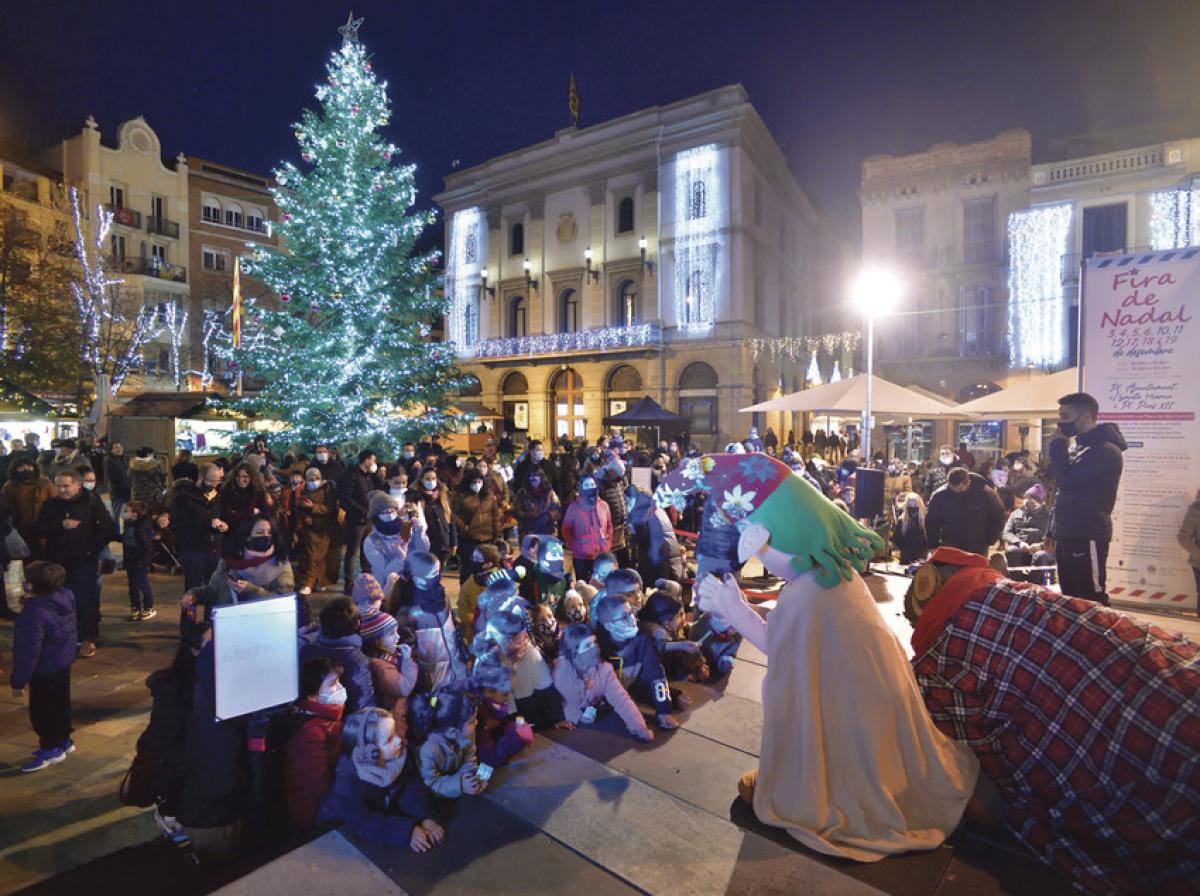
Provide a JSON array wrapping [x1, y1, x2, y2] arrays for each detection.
[[850, 268, 903, 462]]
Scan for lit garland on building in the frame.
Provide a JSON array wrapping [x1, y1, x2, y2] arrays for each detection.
[[470, 323, 657, 358], [447, 206, 483, 347], [1007, 203, 1072, 368], [1149, 185, 1200, 250], [746, 331, 862, 363], [673, 144, 722, 330], [830, 361, 842, 383]]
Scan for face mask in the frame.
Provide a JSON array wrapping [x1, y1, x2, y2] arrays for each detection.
[[470, 481, 483, 493], [305, 480, 322, 491], [906, 504, 919, 516], [246, 535, 274, 553], [575, 643, 600, 670], [403, 451, 414, 460], [422, 479, 437, 491], [590, 453, 600, 463], [604, 617, 638, 642], [534, 618, 558, 640], [316, 452, 329, 463], [564, 603, 586, 624], [532, 451, 543, 462], [1012, 464, 1023, 473], [1024, 500, 1038, 513], [1059, 420, 1078, 438], [83, 482, 96, 491], [939, 454, 953, 465], [13, 469, 34, 482], [528, 477, 542, 489], [366, 462, 378, 474], [318, 685, 347, 706], [390, 487, 406, 497]]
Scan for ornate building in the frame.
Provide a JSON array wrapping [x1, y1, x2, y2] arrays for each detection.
[[435, 85, 835, 450]]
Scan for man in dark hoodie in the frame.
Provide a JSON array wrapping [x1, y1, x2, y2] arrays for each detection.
[[170, 464, 228, 591], [34, 470, 116, 658], [924, 467, 1007, 557], [1048, 392, 1126, 605]]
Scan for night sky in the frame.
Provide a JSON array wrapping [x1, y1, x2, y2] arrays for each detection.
[[2, 0, 1197, 240]]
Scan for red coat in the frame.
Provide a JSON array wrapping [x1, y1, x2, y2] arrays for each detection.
[[561, 498, 612, 561], [284, 699, 344, 831]]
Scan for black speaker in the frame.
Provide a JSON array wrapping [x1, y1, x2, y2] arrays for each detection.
[[854, 467, 885, 519]]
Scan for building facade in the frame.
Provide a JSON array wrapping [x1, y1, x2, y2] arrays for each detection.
[[435, 85, 832, 450], [185, 155, 280, 379]]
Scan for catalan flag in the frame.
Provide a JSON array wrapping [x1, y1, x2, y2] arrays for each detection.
[[568, 72, 580, 129]]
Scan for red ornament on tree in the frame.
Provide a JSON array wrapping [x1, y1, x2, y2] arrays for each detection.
[[280, 293, 291, 304], [351, 104, 360, 114], [282, 212, 292, 222], [301, 152, 314, 163], [383, 150, 392, 161], [309, 302, 320, 312]]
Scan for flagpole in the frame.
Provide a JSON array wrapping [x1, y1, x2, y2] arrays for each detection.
[[233, 257, 243, 397]]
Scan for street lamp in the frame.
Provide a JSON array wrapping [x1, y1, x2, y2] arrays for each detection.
[[850, 267, 903, 462]]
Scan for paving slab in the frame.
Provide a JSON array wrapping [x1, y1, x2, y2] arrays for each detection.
[[719, 656, 766, 704], [679, 690, 763, 756], [214, 831, 409, 896], [486, 736, 883, 896]]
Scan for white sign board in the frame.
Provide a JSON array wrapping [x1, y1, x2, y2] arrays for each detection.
[[631, 466, 653, 493], [1081, 249, 1199, 611], [212, 595, 299, 719]]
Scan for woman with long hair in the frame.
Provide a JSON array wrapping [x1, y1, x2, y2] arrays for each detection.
[[450, 468, 501, 583], [892, 492, 929, 565], [219, 461, 270, 535], [411, 468, 456, 564]]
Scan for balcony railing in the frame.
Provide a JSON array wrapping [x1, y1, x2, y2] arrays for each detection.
[[109, 255, 187, 283], [467, 322, 663, 359], [146, 215, 180, 238], [1060, 246, 1151, 283], [106, 204, 141, 228]]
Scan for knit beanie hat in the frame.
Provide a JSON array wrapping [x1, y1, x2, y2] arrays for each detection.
[[368, 490, 400, 519], [360, 609, 397, 643], [655, 453, 883, 589], [352, 573, 385, 610], [1023, 484, 1046, 501]]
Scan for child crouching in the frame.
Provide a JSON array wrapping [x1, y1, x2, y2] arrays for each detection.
[[409, 689, 487, 799], [471, 642, 534, 767]]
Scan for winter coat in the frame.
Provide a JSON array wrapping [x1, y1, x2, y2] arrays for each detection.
[[363, 523, 430, 583], [295, 481, 339, 585], [43, 449, 92, 480], [883, 472, 912, 520], [892, 512, 929, 564], [10, 588, 76, 689], [283, 698, 344, 832], [450, 490, 502, 543], [512, 455, 553, 496], [1002, 505, 1050, 548], [298, 630, 374, 713], [128, 455, 165, 505], [1177, 492, 1200, 569], [1048, 423, 1127, 541], [2, 476, 55, 545], [310, 457, 346, 485], [316, 754, 431, 845], [476, 697, 534, 768], [417, 731, 477, 798], [513, 485, 561, 536], [411, 604, 470, 692], [169, 480, 223, 554], [33, 490, 116, 567], [177, 643, 244, 829], [561, 498, 612, 561], [219, 484, 268, 535], [413, 489, 455, 557], [193, 556, 296, 610], [925, 473, 1006, 557], [122, 516, 156, 568], [337, 466, 383, 525], [368, 651, 418, 738], [107, 454, 131, 502], [552, 655, 649, 736], [923, 461, 954, 501]]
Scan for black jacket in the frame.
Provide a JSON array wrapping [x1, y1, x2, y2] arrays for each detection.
[[337, 466, 383, 524], [33, 490, 116, 567], [923, 461, 954, 501], [169, 480, 223, 553], [925, 472, 1006, 557], [106, 454, 131, 501], [310, 458, 346, 483], [1048, 423, 1127, 541]]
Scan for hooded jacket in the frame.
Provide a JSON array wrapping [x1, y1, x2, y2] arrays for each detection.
[[11, 588, 77, 688], [299, 631, 375, 714], [284, 698, 344, 831], [1048, 422, 1127, 541], [561, 496, 612, 561]]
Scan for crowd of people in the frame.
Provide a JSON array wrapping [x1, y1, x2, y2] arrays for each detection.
[[1, 390, 1195, 884]]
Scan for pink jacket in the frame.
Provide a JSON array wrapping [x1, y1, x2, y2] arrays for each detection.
[[560, 499, 612, 560], [552, 655, 649, 737]]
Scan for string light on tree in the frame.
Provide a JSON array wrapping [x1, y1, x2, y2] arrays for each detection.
[[225, 18, 466, 452], [1007, 203, 1072, 368]]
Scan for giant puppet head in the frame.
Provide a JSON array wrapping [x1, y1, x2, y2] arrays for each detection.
[[655, 453, 883, 588]]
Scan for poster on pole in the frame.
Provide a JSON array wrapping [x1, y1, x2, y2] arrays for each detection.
[[1080, 248, 1199, 611], [212, 595, 299, 719]]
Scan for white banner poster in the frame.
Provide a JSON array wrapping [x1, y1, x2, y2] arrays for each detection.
[[212, 595, 299, 719], [1081, 248, 1200, 611]]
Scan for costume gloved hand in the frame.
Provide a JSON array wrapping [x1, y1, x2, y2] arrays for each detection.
[[696, 573, 768, 655]]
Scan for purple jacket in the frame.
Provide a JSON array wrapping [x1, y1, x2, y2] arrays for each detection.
[[11, 588, 76, 689]]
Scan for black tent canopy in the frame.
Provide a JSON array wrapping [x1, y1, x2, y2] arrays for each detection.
[[602, 395, 686, 427]]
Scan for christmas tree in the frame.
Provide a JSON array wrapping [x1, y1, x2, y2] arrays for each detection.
[[232, 15, 463, 453]]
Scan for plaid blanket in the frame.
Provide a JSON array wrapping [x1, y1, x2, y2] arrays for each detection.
[[912, 578, 1200, 895]]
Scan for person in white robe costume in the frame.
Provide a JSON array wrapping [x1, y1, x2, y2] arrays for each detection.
[[657, 453, 979, 862]]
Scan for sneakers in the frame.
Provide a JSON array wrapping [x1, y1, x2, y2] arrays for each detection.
[[298, 587, 312, 596], [140, 608, 157, 620], [59, 739, 76, 755], [130, 609, 141, 621], [78, 640, 97, 658], [21, 747, 66, 773]]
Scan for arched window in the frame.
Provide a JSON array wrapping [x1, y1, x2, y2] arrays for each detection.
[[202, 197, 222, 224], [550, 368, 586, 440], [501, 372, 529, 395], [689, 180, 707, 220], [684, 270, 707, 325], [509, 295, 527, 338], [606, 364, 643, 421], [615, 279, 638, 327], [559, 288, 579, 333], [679, 361, 718, 438], [245, 205, 265, 233], [510, 222, 524, 256], [501, 371, 529, 434], [617, 196, 634, 234]]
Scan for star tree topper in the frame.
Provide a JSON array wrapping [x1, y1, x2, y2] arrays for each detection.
[[339, 11, 364, 45]]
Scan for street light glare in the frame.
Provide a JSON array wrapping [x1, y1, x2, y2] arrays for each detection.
[[852, 268, 904, 315]]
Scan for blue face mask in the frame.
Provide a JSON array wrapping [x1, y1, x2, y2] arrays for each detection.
[[306, 480, 321, 491], [374, 514, 402, 535], [604, 616, 638, 642]]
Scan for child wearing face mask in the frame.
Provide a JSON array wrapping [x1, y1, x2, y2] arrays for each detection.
[[284, 657, 348, 833], [317, 706, 443, 853], [638, 591, 708, 682], [394, 552, 470, 692], [455, 543, 503, 626], [412, 470, 456, 564], [470, 641, 534, 768], [361, 611, 418, 740], [410, 689, 486, 800], [594, 595, 682, 730], [552, 623, 653, 741], [363, 492, 430, 584], [688, 607, 742, 681], [484, 592, 566, 731], [555, 589, 590, 628]]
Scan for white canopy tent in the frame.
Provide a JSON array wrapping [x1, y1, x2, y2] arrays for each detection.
[[741, 374, 955, 417], [951, 368, 1079, 418]]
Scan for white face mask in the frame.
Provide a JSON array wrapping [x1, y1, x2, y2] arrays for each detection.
[[389, 487, 406, 497], [316, 452, 329, 462], [532, 451, 543, 462], [306, 480, 322, 491], [378, 511, 398, 523], [939, 454, 953, 465], [318, 685, 347, 706], [366, 462, 378, 474], [83, 482, 96, 491], [470, 481, 483, 493], [422, 479, 437, 491]]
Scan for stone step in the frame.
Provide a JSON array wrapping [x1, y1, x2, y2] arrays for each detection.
[[213, 831, 409, 896]]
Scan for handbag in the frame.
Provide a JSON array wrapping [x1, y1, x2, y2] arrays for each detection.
[[4, 528, 30, 560], [118, 748, 160, 808]]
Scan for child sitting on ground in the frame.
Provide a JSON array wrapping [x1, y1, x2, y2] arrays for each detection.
[[471, 641, 534, 768], [552, 623, 653, 742], [361, 611, 418, 739], [485, 587, 567, 731], [688, 609, 742, 681], [317, 706, 443, 853], [409, 689, 487, 799], [121, 501, 157, 620], [556, 588, 589, 627], [590, 567, 644, 621], [298, 597, 375, 713], [530, 603, 560, 662], [595, 595, 686, 730], [10, 562, 77, 772], [638, 591, 708, 682], [284, 657, 347, 833]]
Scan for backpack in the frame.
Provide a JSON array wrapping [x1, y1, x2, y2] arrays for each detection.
[[245, 706, 316, 845]]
